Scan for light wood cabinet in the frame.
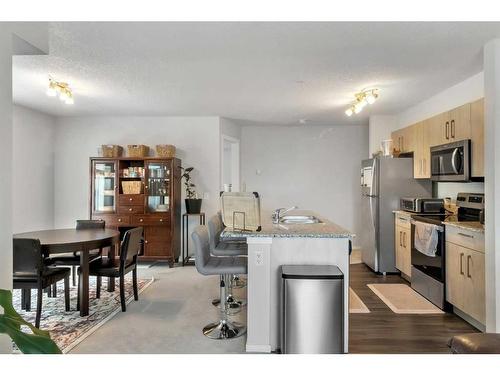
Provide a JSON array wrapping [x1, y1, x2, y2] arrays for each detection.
[[446, 227, 485, 325], [448, 103, 471, 142], [428, 104, 471, 145], [394, 216, 412, 278], [413, 122, 431, 179], [392, 125, 415, 154], [394, 99, 484, 179], [471, 98, 484, 177]]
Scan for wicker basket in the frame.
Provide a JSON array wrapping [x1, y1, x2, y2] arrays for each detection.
[[127, 144, 149, 157], [122, 181, 142, 195], [156, 144, 176, 158], [101, 145, 123, 158]]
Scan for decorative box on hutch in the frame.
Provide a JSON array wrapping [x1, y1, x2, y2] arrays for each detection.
[[89, 156, 181, 266]]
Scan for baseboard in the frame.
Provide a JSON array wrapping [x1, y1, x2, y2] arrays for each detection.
[[453, 307, 486, 332], [246, 343, 272, 353]]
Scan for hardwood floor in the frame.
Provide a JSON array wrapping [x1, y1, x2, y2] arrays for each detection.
[[349, 263, 478, 353]]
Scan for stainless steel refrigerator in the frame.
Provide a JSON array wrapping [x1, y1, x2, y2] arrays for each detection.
[[360, 157, 432, 273]]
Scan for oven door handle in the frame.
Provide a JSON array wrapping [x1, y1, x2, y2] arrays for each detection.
[[451, 148, 460, 174]]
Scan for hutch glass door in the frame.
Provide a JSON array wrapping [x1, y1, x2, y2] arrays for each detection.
[[93, 160, 117, 213], [146, 161, 171, 213]]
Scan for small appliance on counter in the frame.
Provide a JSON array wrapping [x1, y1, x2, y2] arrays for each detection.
[[410, 192, 484, 310], [400, 197, 444, 213]]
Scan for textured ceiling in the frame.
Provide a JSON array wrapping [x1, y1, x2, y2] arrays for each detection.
[[12, 22, 500, 125]]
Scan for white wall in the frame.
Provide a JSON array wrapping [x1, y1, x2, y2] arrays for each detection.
[[13, 105, 56, 233], [53, 116, 221, 228], [368, 115, 398, 157], [484, 39, 500, 333], [0, 22, 48, 354], [241, 124, 368, 246]]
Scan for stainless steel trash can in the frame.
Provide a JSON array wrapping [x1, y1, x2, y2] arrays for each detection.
[[281, 265, 344, 354]]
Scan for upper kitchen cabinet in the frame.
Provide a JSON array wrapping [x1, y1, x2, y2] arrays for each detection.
[[427, 103, 471, 146], [470, 98, 484, 178], [413, 122, 431, 179], [392, 124, 416, 154]]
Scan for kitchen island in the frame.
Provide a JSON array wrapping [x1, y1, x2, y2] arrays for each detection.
[[221, 210, 353, 353]]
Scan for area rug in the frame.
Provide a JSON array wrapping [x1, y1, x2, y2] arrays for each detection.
[[12, 275, 154, 353], [349, 287, 370, 313], [367, 283, 444, 314]]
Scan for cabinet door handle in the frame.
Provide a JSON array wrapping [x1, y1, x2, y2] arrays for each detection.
[[118, 218, 122, 222], [451, 119, 455, 138], [399, 231, 402, 247], [460, 253, 464, 275], [129, 208, 133, 212], [159, 218, 163, 222], [139, 218, 144, 222], [445, 121, 450, 140], [423, 158, 426, 174], [403, 232, 406, 248], [458, 232, 474, 239], [129, 198, 133, 202], [467, 255, 472, 278]]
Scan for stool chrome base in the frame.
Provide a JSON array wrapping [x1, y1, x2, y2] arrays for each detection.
[[211, 298, 243, 314], [231, 275, 247, 289], [203, 319, 246, 340]]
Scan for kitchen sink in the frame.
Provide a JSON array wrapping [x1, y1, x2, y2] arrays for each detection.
[[279, 215, 322, 224]]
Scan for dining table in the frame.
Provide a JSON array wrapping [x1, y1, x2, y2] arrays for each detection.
[[13, 228, 120, 317]]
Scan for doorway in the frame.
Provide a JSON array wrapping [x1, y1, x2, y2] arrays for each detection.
[[221, 135, 240, 192]]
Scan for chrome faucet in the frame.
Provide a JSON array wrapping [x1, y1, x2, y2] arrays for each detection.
[[272, 206, 298, 224]]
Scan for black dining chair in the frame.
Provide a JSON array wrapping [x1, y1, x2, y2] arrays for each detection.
[[13, 238, 71, 328], [48, 220, 105, 288], [78, 227, 143, 312]]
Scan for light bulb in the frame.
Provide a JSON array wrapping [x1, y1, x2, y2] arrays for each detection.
[[59, 90, 68, 101], [366, 94, 376, 104], [46, 87, 57, 97], [354, 103, 363, 114], [345, 107, 354, 117], [65, 96, 74, 105], [358, 97, 368, 108]]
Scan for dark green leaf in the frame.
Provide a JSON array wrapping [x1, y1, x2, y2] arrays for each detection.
[[0, 289, 61, 354]]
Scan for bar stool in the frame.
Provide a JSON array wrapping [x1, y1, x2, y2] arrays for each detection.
[[192, 225, 247, 339], [207, 214, 247, 309]]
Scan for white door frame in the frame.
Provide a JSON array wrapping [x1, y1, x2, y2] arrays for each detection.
[[220, 134, 240, 192]]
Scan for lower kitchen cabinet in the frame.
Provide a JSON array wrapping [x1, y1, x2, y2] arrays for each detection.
[[394, 217, 412, 278], [445, 241, 485, 324]]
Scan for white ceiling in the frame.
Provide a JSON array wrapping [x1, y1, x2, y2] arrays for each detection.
[[13, 22, 500, 125]]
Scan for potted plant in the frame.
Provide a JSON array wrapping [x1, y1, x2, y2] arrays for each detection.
[[180, 166, 202, 214], [0, 289, 61, 354]]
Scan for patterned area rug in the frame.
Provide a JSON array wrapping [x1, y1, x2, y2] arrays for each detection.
[[12, 275, 154, 353]]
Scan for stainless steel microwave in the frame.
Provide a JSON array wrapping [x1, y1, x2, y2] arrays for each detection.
[[430, 139, 471, 182]]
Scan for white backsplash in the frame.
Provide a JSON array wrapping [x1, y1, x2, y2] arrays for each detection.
[[435, 182, 485, 202]]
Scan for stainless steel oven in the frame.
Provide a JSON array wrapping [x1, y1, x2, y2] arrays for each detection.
[[430, 140, 471, 182]]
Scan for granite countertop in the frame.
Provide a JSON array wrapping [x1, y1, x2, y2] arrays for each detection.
[[393, 210, 412, 217], [220, 210, 353, 239], [443, 220, 485, 233], [393, 210, 485, 233]]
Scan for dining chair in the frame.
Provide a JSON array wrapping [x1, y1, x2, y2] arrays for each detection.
[[13, 238, 71, 328], [48, 219, 105, 287], [78, 226, 143, 312]]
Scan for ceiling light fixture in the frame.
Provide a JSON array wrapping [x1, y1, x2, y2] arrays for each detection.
[[345, 89, 379, 117], [47, 77, 74, 105]]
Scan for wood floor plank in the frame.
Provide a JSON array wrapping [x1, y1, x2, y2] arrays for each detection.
[[349, 263, 478, 353]]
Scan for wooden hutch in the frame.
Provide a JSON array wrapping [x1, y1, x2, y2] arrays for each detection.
[[89, 157, 181, 266]]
